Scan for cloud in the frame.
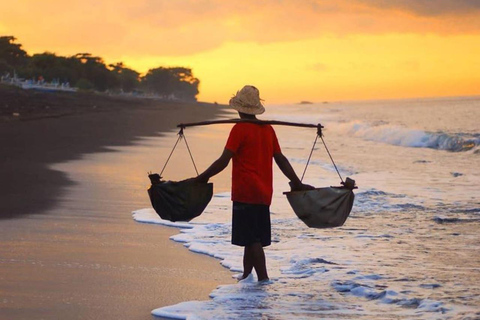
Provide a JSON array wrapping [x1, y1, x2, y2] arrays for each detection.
[[1, 0, 480, 58], [115, 0, 480, 55], [356, 0, 480, 16], [117, 1, 480, 43]]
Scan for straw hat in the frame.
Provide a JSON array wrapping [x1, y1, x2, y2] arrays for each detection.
[[229, 85, 265, 115]]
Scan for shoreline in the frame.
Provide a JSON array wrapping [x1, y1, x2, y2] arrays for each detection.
[[0, 85, 235, 319], [0, 84, 228, 219]]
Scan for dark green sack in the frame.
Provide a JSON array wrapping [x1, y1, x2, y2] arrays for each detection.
[[148, 175, 213, 222]]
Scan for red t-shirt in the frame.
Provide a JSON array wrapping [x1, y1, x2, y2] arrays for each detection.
[[225, 123, 281, 205]]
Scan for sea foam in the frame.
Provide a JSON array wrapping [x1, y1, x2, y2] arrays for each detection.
[[135, 98, 480, 319]]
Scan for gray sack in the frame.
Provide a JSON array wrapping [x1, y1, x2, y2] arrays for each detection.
[[285, 187, 354, 228]]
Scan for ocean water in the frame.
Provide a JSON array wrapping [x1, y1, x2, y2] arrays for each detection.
[[134, 96, 480, 319]]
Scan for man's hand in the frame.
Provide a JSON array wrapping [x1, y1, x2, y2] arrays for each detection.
[[289, 181, 315, 191], [184, 176, 209, 183], [194, 175, 209, 183], [274, 152, 315, 191]]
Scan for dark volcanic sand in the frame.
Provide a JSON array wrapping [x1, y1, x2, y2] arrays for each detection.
[[0, 84, 226, 219], [0, 85, 234, 319]]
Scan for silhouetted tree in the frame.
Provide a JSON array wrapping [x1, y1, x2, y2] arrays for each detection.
[[75, 78, 94, 90], [141, 67, 199, 101], [75, 53, 117, 92], [0, 60, 11, 76], [23, 52, 82, 83], [109, 62, 140, 92], [1, 36, 202, 99], [0, 36, 28, 70]]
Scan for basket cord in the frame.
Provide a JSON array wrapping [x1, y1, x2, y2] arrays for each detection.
[[300, 134, 318, 182], [320, 134, 344, 183], [301, 127, 344, 184], [182, 130, 199, 175], [160, 127, 199, 177]]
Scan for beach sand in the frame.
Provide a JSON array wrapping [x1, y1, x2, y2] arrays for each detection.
[[0, 86, 234, 319]]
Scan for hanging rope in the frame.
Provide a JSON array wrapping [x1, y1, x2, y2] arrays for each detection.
[[160, 132, 182, 177], [182, 131, 199, 175], [163, 121, 345, 186], [320, 134, 344, 183], [301, 125, 344, 184], [301, 134, 318, 182], [160, 127, 199, 177]]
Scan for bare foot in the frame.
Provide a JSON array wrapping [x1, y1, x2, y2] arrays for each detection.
[[233, 273, 251, 281], [238, 273, 250, 281], [258, 278, 272, 284]]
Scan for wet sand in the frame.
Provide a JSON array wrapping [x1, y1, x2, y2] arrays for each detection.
[[0, 87, 234, 319], [0, 84, 225, 219]]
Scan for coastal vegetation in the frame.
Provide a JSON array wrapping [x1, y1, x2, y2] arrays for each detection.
[[0, 36, 199, 101]]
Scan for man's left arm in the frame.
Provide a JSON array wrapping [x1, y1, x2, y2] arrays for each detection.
[[274, 152, 315, 191]]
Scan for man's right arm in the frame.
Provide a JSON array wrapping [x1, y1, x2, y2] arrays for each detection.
[[195, 148, 234, 183]]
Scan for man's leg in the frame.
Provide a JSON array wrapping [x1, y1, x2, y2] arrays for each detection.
[[233, 202, 270, 281], [242, 246, 254, 279], [247, 242, 269, 281]]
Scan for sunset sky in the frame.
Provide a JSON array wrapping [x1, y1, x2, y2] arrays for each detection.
[[1, 0, 480, 103]]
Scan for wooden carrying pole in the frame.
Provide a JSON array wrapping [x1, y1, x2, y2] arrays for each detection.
[[178, 119, 323, 133]]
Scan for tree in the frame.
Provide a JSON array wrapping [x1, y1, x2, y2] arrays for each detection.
[[0, 59, 11, 76], [74, 53, 117, 92], [0, 36, 28, 69], [170, 67, 200, 101], [75, 78, 94, 90], [109, 62, 140, 92], [1, 36, 201, 99], [141, 67, 199, 101], [24, 52, 81, 83]]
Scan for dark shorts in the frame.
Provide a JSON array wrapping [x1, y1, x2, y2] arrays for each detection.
[[232, 201, 271, 247]]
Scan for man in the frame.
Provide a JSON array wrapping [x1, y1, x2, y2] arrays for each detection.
[[195, 85, 312, 281]]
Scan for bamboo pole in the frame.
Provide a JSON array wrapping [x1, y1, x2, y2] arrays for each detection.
[[177, 119, 323, 130]]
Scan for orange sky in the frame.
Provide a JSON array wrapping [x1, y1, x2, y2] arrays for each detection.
[[1, 0, 480, 103]]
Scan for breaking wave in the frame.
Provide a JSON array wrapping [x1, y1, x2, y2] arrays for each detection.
[[335, 121, 479, 152]]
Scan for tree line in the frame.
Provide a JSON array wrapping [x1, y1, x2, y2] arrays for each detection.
[[0, 36, 200, 101]]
